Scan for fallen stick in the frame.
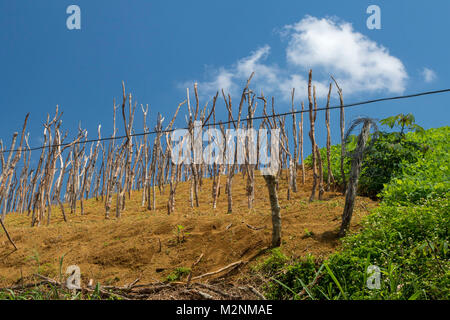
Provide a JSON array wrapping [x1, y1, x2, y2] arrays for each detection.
[[126, 278, 140, 289], [186, 289, 213, 300], [192, 261, 243, 280], [102, 278, 140, 291], [191, 246, 270, 282], [192, 253, 204, 267], [34, 273, 60, 285]]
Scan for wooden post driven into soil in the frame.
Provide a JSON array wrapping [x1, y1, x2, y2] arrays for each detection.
[[223, 73, 254, 214], [339, 119, 373, 237], [332, 76, 346, 193], [308, 70, 318, 202], [291, 88, 298, 193], [299, 102, 305, 185], [325, 83, 336, 191], [263, 174, 281, 247]]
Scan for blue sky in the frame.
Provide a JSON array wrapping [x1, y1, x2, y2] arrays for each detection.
[[0, 0, 449, 153]]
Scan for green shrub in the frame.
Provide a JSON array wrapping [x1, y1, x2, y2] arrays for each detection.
[[306, 117, 435, 200], [381, 127, 450, 205], [358, 131, 425, 199]]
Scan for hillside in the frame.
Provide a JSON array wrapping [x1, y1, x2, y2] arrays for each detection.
[[0, 168, 376, 296]]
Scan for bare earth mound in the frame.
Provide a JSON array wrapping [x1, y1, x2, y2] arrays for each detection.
[[0, 169, 377, 298]]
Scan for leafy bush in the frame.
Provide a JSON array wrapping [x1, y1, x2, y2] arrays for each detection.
[[306, 115, 429, 199], [358, 131, 425, 199]]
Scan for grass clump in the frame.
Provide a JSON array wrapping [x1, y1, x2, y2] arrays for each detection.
[[253, 248, 289, 277]]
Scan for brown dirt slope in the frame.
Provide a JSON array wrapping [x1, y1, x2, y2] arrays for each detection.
[[0, 169, 377, 288]]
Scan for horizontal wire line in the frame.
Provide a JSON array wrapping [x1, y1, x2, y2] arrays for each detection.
[[1, 88, 450, 154]]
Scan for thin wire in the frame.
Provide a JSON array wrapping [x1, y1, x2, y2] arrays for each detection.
[[1, 88, 450, 153]]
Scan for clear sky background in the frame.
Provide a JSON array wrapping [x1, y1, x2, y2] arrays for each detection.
[[0, 0, 449, 155]]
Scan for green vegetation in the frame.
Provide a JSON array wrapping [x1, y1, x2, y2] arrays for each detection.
[[1, 253, 121, 300], [263, 119, 449, 300], [303, 228, 314, 238], [253, 248, 289, 277], [165, 267, 191, 282], [174, 224, 190, 244], [0, 283, 119, 300], [307, 113, 427, 199]]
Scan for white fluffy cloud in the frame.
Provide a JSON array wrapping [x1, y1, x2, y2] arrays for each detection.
[[421, 67, 437, 83], [183, 16, 408, 102], [285, 16, 408, 95]]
